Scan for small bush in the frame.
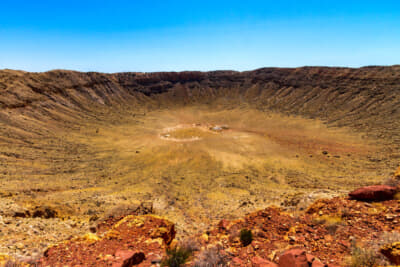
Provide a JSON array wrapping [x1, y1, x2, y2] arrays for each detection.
[[347, 232, 400, 266], [383, 176, 400, 187], [180, 238, 200, 253], [161, 247, 192, 267], [240, 229, 253, 246], [348, 245, 378, 267], [193, 245, 228, 267]]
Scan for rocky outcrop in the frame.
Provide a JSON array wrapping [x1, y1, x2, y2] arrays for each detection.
[[39, 215, 175, 266], [35, 195, 400, 266], [349, 185, 397, 201], [196, 196, 400, 266]]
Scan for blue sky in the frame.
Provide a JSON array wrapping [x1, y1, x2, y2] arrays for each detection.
[[0, 0, 399, 72]]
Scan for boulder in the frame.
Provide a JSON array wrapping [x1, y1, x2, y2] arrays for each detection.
[[113, 250, 145, 267], [279, 249, 309, 267], [251, 256, 278, 267], [380, 242, 400, 265], [306, 253, 315, 262], [279, 249, 326, 267], [349, 185, 397, 201]]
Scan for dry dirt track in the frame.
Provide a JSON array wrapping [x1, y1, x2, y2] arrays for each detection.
[[0, 67, 399, 258]]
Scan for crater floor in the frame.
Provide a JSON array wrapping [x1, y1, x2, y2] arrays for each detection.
[[0, 67, 398, 260]]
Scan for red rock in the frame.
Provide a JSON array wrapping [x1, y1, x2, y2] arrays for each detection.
[[306, 253, 315, 262], [251, 256, 278, 267], [279, 249, 309, 267], [150, 223, 176, 245], [39, 215, 171, 266], [218, 219, 230, 230], [113, 250, 145, 267], [349, 185, 397, 201], [338, 240, 350, 249], [232, 257, 244, 266], [312, 259, 326, 267]]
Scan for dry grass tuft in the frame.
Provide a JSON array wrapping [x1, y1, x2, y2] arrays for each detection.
[[193, 245, 229, 267]]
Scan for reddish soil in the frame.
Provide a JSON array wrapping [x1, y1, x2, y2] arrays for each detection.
[[38, 196, 400, 266]]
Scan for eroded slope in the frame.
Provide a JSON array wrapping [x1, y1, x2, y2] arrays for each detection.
[[0, 67, 399, 259]]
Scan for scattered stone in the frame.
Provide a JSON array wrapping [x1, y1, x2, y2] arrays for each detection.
[[32, 206, 58, 219], [349, 185, 397, 201], [210, 126, 223, 131], [113, 250, 145, 267], [231, 257, 244, 266], [148, 254, 162, 264], [279, 249, 309, 267], [251, 256, 278, 266], [210, 125, 228, 132], [385, 214, 396, 221], [40, 215, 174, 266], [16, 242, 25, 250], [0, 200, 29, 218], [218, 219, 230, 231], [312, 259, 326, 267]]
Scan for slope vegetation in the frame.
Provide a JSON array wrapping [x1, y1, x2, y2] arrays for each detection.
[[0, 66, 399, 259]]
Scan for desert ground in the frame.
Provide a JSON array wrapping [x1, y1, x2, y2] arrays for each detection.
[[0, 67, 399, 261]]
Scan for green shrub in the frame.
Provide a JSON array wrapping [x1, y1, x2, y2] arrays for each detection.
[[161, 247, 192, 267], [240, 229, 253, 246]]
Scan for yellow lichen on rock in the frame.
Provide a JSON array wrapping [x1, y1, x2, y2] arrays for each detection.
[[112, 215, 137, 229], [144, 237, 164, 246], [72, 233, 101, 243], [105, 229, 121, 239]]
